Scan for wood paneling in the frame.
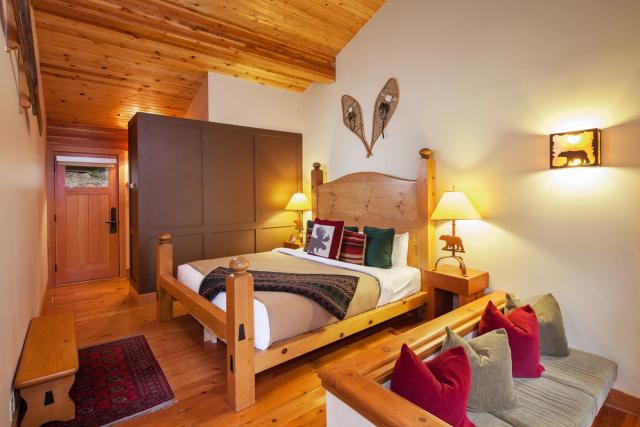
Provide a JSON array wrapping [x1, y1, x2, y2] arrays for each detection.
[[32, 0, 385, 129], [129, 113, 302, 293], [47, 120, 128, 150]]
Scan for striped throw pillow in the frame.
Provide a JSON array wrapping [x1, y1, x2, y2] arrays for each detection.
[[338, 230, 366, 265]]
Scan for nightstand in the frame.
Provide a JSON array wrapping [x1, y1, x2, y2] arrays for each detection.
[[423, 264, 489, 320], [283, 241, 302, 249]]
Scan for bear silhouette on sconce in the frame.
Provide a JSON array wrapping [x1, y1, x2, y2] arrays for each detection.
[[550, 129, 601, 168], [558, 150, 591, 166]]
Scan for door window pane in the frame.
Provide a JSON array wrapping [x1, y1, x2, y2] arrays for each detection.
[[65, 166, 109, 188]]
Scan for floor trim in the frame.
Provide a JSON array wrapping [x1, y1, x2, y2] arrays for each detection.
[[606, 388, 640, 417]]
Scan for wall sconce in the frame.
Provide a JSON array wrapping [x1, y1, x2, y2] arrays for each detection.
[[550, 128, 601, 168]]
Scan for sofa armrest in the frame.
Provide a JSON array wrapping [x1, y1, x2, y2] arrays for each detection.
[[319, 291, 507, 427]]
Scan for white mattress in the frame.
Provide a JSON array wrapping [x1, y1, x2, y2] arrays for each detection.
[[177, 248, 421, 350]]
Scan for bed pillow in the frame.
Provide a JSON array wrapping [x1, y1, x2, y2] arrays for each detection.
[[307, 218, 344, 259], [391, 344, 473, 427], [479, 300, 545, 378], [391, 232, 410, 266], [363, 226, 395, 269], [506, 293, 569, 356], [338, 230, 366, 265], [304, 220, 357, 251], [442, 327, 517, 412]]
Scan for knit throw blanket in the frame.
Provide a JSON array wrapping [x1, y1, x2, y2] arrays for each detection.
[[199, 268, 360, 320]]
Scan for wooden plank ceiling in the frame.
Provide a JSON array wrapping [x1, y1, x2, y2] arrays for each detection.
[[32, 0, 384, 129]]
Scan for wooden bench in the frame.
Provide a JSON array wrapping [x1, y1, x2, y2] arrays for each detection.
[[15, 313, 78, 427]]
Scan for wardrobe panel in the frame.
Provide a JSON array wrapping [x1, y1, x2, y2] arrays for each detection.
[[205, 230, 255, 259], [144, 121, 204, 229], [205, 127, 255, 226], [256, 227, 295, 253], [255, 134, 300, 227], [129, 113, 301, 293]]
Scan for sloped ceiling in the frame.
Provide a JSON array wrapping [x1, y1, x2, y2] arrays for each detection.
[[32, 0, 385, 128]]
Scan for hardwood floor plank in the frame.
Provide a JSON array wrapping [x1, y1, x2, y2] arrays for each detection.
[[42, 277, 637, 426]]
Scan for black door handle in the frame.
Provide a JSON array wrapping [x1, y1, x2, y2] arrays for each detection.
[[106, 207, 118, 233]]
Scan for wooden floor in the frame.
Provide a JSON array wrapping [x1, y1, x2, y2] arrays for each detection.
[[42, 277, 638, 426], [41, 277, 424, 426], [593, 406, 640, 427]]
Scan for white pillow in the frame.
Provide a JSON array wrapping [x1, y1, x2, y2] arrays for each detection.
[[391, 232, 409, 266]]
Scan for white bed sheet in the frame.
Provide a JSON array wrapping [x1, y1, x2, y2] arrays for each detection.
[[176, 248, 421, 350]]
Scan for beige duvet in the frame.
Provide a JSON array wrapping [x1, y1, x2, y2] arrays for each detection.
[[189, 251, 380, 346]]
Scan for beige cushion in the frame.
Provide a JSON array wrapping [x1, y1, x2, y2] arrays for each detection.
[[507, 293, 569, 356], [492, 376, 597, 427], [541, 349, 617, 408], [442, 327, 517, 412]]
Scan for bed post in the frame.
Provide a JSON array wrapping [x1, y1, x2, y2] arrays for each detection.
[[311, 162, 323, 218], [417, 148, 435, 288], [156, 233, 174, 322], [226, 257, 255, 412]]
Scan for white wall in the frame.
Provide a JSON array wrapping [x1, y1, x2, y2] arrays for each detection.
[[0, 31, 48, 424], [185, 74, 209, 121], [186, 72, 303, 132], [302, 0, 640, 396]]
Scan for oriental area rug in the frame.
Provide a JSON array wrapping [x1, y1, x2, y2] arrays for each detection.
[[47, 335, 174, 426]]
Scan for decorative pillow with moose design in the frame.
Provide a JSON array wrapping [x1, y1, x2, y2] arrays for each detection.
[[307, 218, 345, 260], [304, 220, 358, 252]]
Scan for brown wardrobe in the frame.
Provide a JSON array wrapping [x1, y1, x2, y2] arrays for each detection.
[[129, 113, 302, 294]]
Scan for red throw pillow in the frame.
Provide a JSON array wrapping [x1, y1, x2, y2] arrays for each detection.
[[479, 300, 545, 378], [391, 344, 474, 427], [307, 218, 345, 259], [338, 230, 366, 265]]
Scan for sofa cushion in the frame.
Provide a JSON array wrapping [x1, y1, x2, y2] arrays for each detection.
[[391, 344, 474, 427], [491, 377, 597, 427], [442, 327, 517, 412], [507, 293, 569, 356], [541, 348, 617, 408], [479, 301, 545, 378], [467, 412, 513, 427]]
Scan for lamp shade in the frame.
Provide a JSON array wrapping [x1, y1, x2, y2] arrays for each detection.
[[431, 191, 481, 220], [285, 192, 311, 211]]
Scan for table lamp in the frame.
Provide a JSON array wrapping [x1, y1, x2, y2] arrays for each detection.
[[285, 192, 311, 243], [431, 189, 481, 277]]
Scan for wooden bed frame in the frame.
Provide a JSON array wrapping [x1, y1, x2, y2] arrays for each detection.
[[318, 291, 507, 427], [155, 148, 435, 411]]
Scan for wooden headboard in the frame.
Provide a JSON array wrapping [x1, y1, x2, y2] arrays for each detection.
[[311, 148, 435, 269]]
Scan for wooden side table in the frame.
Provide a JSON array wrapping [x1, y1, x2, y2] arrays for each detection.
[[424, 264, 489, 320], [283, 241, 302, 249]]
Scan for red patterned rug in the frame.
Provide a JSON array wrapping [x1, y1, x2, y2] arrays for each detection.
[[47, 335, 174, 426]]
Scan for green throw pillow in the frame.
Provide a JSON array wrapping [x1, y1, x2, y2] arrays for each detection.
[[442, 327, 517, 412], [363, 226, 395, 268], [506, 293, 569, 356]]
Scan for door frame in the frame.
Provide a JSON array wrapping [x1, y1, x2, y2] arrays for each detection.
[[46, 145, 128, 286]]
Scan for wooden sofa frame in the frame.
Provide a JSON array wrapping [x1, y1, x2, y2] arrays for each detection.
[[319, 291, 507, 427], [155, 148, 435, 412]]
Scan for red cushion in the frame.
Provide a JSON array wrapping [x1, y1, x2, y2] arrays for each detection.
[[479, 300, 545, 378], [307, 218, 345, 259], [338, 230, 366, 265], [390, 344, 474, 427]]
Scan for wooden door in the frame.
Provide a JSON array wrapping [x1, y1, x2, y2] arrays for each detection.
[[55, 156, 119, 284]]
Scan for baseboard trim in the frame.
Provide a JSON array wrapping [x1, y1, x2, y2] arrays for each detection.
[[128, 284, 157, 305], [606, 388, 640, 417]]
